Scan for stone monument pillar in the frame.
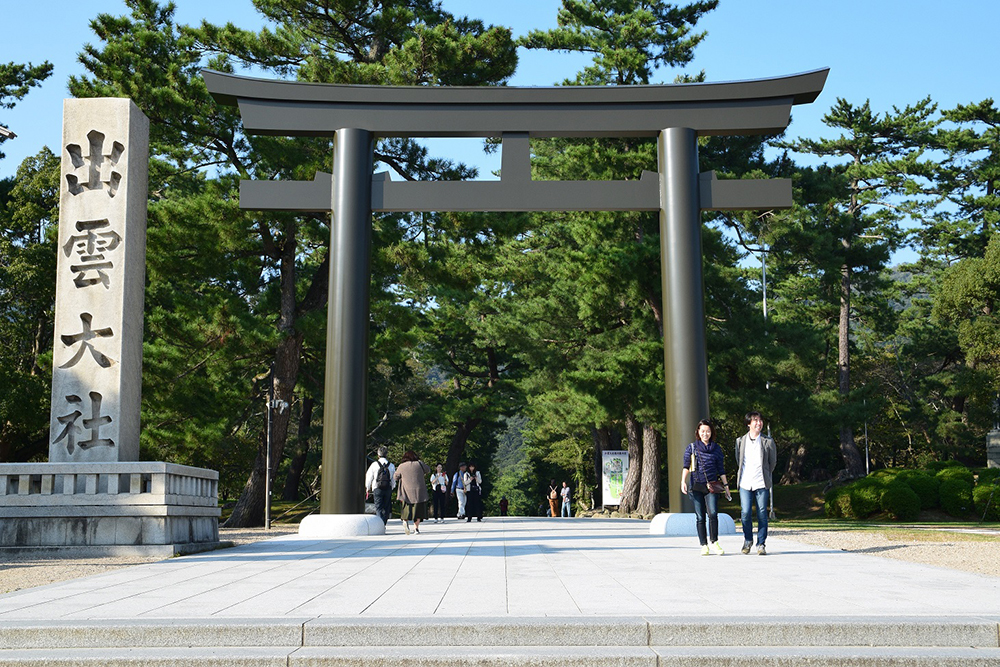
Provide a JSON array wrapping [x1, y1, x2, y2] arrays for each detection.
[[0, 98, 221, 555], [50, 98, 147, 463], [988, 431, 1000, 469]]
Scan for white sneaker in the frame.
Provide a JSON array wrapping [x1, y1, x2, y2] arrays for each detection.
[[402, 520, 410, 535], [700, 544, 710, 556]]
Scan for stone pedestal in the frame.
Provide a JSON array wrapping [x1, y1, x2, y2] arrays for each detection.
[[988, 430, 1000, 469], [648, 512, 737, 537], [0, 462, 221, 556]]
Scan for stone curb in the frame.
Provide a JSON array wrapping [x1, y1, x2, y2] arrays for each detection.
[[2, 617, 998, 650]]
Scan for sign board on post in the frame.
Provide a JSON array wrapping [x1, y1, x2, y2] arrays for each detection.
[[602, 450, 629, 506]]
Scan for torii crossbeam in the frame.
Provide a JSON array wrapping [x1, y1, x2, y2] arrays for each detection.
[[205, 68, 828, 517]]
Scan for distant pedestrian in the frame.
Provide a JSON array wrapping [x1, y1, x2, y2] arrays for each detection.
[[547, 479, 559, 518], [463, 462, 483, 522], [499, 496, 509, 516], [429, 464, 449, 523], [394, 450, 431, 534], [681, 419, 731, 556], [736, 411, 777, 555], [560, 481, 572, 517], [364, 445, 395, 525], [451, 462, 468, 519]]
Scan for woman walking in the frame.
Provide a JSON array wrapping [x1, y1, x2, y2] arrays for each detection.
[[547, 479, 559, 518], [463, 462, 484, 522], [429, 464, 449, 523], [680, 419, 731, 555], [394, 450, 431, 534]]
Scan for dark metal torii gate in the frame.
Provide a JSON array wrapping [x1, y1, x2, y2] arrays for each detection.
[[205, 68, 828, 516]]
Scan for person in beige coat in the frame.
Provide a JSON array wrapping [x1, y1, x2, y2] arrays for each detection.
[[394, 450, 431, 534]]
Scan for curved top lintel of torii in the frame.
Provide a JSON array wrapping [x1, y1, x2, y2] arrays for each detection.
[[202, 68, 829, 139]]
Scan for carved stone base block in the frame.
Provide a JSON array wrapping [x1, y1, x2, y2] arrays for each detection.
[[988, 430, 1000, 469], [0, 462, 220, 556]]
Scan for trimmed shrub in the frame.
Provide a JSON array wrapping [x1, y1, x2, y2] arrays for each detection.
[[939, 478, 974, 518], [936, 466, 974, 487], [973, 482, 1000, 521], [825, 477, 887, 519], [975, 468, 1000, 485], [925, 460, 964, 472], [880, 480, 921, 521], [903, 472, 940, 510], [824, 486, 849, 518]]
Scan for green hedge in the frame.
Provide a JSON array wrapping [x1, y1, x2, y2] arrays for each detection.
[[936, 466, 974, 487], [823, 465, 998, 520], [939, 478, 974, 517], [975, 468, 1000, 485], [880, 480, 921, 521], [903, 472, 940, 510], [973, 481, 1000, 521], [925, 460, 965, 472]]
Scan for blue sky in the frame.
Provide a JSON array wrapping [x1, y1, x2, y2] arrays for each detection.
[[2, 1, 997, 185]]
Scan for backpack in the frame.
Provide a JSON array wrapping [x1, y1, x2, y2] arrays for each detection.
[[376, 461, 391, 490]]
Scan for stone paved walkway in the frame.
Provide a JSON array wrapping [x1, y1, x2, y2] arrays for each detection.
[[2, 517, 998, 621]]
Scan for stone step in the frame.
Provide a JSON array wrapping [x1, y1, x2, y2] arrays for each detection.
[[2, 617, 998, 650], [1, 645, 999, 667]]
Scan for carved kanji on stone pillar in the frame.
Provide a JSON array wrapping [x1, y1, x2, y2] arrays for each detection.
[[49, 99, 149, 463]]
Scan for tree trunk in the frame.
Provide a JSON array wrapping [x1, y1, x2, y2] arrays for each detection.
[[444, 416, 483, 483], [281, 395, 314, 501], [591, 426, 611, 508], [838, 261, 865, 477], [223, 331, 304, 527], [637, 423, 661, 515], [781, 442, 807, 484], [225, 229, 305, 527], [618, 412, 642, 513]]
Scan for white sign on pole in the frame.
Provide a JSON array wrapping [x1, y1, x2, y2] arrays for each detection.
[[602, 450, 629, 506]]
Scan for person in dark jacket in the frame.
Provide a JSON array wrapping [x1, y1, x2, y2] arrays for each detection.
[[680, 419, 730, 555], [463, 462, 484, 522]]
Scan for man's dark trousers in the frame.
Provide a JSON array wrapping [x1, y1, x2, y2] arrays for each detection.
[[373, 488, 391, 524]]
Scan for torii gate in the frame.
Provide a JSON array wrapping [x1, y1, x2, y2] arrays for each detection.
[[205, 68, 828, 519]]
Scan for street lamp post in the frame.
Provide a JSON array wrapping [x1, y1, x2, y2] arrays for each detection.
[[264, 370, 289, 530]]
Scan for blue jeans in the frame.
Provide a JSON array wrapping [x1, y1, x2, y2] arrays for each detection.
[[740, 487, 770, 545], [561, 499, 571, 517], [689, 489, 719, 545], [373, 488, 391, 525]]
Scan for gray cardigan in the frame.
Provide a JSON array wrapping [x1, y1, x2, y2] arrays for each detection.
[[394, 460, 431, 505]]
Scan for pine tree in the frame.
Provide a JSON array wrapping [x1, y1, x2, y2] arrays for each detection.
[[778, 98, 939, 477]]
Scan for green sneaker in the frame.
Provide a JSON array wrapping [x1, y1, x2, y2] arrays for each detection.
[[700, 544, 710, 556], [712, 541, 725, 555]]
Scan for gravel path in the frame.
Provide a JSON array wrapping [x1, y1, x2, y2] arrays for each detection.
[[0, 527, 297, 595], [769, 526, 1000, 578], [2, 524, 997, 595]]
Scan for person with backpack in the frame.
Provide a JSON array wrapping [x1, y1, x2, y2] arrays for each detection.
[[364, 445, 396, 526]]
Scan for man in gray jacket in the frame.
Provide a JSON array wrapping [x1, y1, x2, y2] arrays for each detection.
[[735, 411, 777, 555]]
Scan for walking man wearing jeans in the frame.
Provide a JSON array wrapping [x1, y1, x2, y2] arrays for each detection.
[[735, 411, 777, 555], [451, 462, 468, 520]]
